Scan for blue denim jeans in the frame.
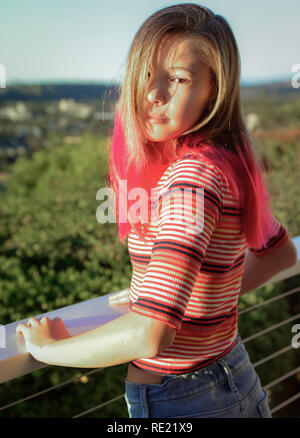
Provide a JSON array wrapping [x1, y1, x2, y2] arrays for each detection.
[[124, 333, 272, 418]]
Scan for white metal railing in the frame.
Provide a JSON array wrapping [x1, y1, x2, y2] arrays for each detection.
[[0, 235, 299, 417]]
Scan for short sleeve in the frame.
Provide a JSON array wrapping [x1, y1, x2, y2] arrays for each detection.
[[248, 214, 290, 256], [129, 157, 223, 331]]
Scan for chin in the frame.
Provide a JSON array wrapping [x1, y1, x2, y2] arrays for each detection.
[[144, 132, 177, 143]]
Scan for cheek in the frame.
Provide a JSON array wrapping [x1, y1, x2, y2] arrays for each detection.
[[174, 97, 206, 128], [176, 89, 208, 118]]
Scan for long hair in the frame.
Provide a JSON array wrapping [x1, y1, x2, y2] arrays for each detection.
[[105, 3, 278, 247]]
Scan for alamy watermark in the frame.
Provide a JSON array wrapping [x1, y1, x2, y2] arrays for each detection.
[[291, 324, 300, 349], [96, 180, 205, 235], [0, 324, 5, 348], [291, 64, 300, 89], [0, 64, 6, 88]]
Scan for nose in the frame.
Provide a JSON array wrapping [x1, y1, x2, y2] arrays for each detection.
[[147, 84, 165, 106]]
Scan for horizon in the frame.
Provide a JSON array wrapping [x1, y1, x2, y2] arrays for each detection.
[[4, 73, 294, 88]]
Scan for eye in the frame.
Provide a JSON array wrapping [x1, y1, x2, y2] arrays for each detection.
[[170, 77, 188, 84]]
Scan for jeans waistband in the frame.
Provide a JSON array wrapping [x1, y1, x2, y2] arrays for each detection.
[[167, 333, 246, 377], [126, 333, 249, 388]]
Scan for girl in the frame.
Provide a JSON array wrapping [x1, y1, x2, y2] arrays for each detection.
[[16, 3, 297, 418]]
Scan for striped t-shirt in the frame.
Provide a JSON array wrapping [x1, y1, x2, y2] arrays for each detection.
[[127, 154, 290, 375]]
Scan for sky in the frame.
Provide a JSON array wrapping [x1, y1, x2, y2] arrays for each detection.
[[1, 0, 299, 86]]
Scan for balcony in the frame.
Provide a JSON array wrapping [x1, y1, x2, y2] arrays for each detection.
[[0, 236, 299, 418]]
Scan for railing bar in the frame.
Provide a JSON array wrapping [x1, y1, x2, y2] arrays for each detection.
[[242, 313, 300, 343], [239, 286, 300, 315], [0, 368, 104, 412], [264, 366, 300, 390], [72, 394, 125, 418], [253, 345, 293, 368], [270, 392, 300, 414]]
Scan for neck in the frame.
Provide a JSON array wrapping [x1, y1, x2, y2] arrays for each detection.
[[161, 139, 177, 163]]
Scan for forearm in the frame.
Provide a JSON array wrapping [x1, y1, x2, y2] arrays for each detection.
[[240, 245, 295, 296], [36, 312, 155, 368], [240, 251, 271, 295]]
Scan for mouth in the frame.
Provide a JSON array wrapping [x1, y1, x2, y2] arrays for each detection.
[[146, 114, 169, 123]]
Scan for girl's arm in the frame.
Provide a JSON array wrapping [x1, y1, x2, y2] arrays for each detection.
[[16, 310, 176, 368], [240, 236, 298, 296]]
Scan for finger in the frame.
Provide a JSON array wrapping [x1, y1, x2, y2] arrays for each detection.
[[53, 316, 62, 322], [53, 317, 64, 325], [16, 323, 28, 335], [51, 317, 70, 338], [28, 317, 40, 326], [40, 316, 50, 324]]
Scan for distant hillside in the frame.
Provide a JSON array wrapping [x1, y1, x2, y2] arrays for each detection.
[[0, 80, 298, 104], [0, 83, 120, 103], [241, 80, 298, 100]]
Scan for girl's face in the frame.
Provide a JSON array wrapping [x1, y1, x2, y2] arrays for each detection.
[[144, 34, 213, 144]]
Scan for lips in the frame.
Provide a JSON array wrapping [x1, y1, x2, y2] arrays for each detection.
[[146, 114, 169, 121]]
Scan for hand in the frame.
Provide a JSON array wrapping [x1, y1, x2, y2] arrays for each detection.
[[108, 288, 130, 306], [16, 316, 71, 361]]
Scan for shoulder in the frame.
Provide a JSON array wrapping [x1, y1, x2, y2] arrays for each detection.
[[165, 154, 227, 201]]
